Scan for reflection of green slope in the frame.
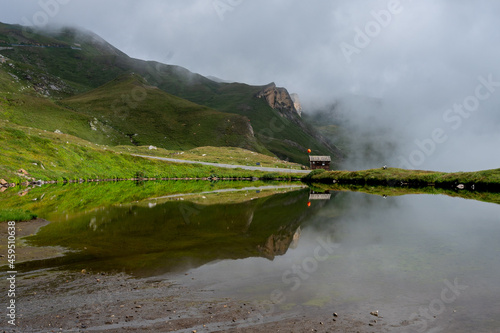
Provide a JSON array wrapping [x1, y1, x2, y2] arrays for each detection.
[[20, 188, 312, 276], [0, 181, 296, 220], [311, 183, 500, 206]]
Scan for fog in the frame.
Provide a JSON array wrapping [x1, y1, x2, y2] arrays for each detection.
[[188, 191, 500, 330], [1, 0, 499, 171]]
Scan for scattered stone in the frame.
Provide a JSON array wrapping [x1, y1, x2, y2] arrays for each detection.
[[81, 269, 87, 274], [54, 129, 62, 134], [17, 169, 29, 175], [369, 323, 374, 326], [370, 311, 379, 317], [0, 179, 7, 185], [333, 312, 338, 317]]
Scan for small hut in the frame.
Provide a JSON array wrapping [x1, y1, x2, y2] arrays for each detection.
[[309, 156, 331, 170], [309, 191, 331, 200]]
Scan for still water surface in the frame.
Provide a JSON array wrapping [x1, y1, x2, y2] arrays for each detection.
[[15, 184, 500, 332]]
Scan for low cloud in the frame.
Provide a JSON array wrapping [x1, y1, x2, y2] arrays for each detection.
[[1, 0, 499, 171]]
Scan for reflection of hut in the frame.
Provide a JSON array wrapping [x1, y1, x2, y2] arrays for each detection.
[[309, 156, 331, 170], [309, 190, 331, 200]]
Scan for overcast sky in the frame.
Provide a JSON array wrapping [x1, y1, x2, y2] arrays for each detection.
[[1, 0, 499, 171]]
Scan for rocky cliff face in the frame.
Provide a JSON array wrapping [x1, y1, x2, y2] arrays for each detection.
[[256, 83, 300, 117], [290, 93, 302, 117], [255, 82, 342, 161], [257, 227, 301, 260]]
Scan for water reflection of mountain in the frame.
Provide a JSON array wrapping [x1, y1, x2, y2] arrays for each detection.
[[21, 188, 328, 277]]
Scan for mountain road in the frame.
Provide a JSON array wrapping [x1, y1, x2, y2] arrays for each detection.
[[132, 154, 312, 174]]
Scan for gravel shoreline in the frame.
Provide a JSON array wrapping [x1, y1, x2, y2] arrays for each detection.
[[1, 268, 400, 333]]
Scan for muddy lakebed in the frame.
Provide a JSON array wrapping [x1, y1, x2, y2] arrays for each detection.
[[1, 181, 500, 332]]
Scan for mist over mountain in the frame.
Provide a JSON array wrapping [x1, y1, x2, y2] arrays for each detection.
[[1, 0, 500, 171]]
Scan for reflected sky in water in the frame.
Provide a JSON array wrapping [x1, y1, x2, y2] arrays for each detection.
[[187, 192, 500, 332]]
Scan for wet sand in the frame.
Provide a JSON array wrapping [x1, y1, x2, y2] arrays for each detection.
[[2, 268, 404, 333], [0, 219, 66, 264]]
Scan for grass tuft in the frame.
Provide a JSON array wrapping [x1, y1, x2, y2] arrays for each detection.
[[0, 209, 37, 222]]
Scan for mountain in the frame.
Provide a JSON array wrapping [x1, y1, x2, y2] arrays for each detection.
[[206, 75, 233, 83], [61, 73, 264, 151], [0, 22, 341, 166]]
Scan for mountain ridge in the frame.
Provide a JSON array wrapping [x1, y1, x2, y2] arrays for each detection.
[[0, 22, 341, 166]]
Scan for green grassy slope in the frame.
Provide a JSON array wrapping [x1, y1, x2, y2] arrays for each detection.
[[112, 146, 304, 170], [0, 22, 339, 165], [0, 69, 131, 147], [170, 82, 340, 166], [0, 63, 268, 153], [0, 24, 129, 92], [60, 73, 268, 152], [0, 120, 303, 183], [304, 167, 500, 192]]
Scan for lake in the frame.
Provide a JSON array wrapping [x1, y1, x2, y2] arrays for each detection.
[[2, 182, 500, 332]]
